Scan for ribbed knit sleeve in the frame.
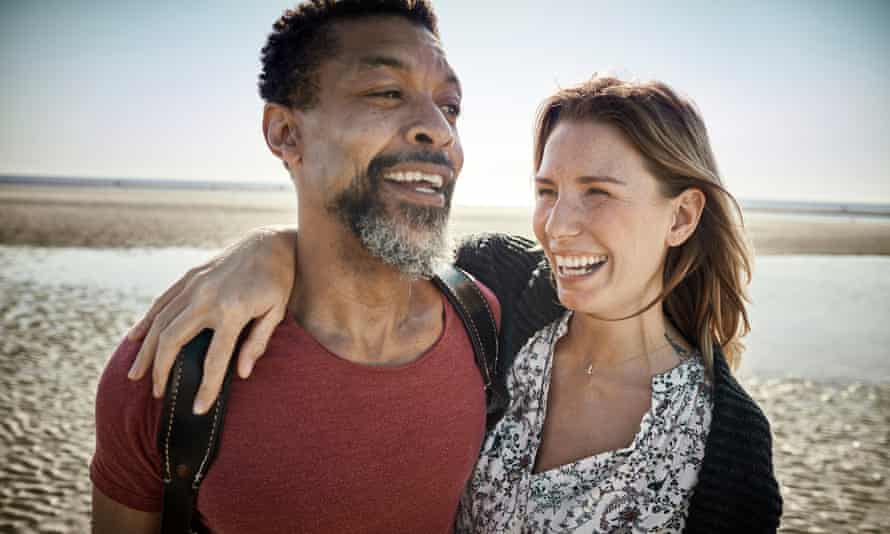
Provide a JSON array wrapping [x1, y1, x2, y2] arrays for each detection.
[[684, 351, 783, 533], [454, 233, 540, 313]]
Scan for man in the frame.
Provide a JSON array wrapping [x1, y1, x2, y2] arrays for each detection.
[[90, 1, 499, 532]]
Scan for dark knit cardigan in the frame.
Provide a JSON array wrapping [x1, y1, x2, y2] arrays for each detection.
[[455, 234, 783, 534]]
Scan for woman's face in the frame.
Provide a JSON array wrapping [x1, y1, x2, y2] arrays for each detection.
[[533, 120, 678, 318]]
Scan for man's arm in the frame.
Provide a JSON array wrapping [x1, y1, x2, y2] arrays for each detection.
[[92, 486, 159, 534]]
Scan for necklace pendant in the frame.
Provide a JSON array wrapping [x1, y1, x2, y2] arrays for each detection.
[[586, 363, 594, 375]]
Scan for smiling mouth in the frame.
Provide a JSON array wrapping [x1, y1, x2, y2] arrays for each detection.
[[384, 171, 443, 192], [554, 254, 609, 278], [382, 171, 447, 206]]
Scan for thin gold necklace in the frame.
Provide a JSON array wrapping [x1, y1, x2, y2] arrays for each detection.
[[585, 332, 677, 376]]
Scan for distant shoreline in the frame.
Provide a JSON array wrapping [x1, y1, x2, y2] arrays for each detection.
[[2, 183, 890, 254], [3, 174, 889, 218]]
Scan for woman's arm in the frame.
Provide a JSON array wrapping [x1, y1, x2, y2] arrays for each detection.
[[127, 225, 297, 414], [128, 229, 543, 414], [455, 233, 542, 325]]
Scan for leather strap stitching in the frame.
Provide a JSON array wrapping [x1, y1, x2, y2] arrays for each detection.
[[192, 397, 224, 489], [461, 273, 499, 376], [163, 359, 184, 483]]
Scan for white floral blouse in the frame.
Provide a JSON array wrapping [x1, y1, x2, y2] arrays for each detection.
[[456, 312, 713, 533]]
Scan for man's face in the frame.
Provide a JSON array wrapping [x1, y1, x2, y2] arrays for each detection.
[[295, 16, 464, 278]]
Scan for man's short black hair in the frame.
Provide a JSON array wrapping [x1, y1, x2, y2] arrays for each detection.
[[259, 0, 439, 109]]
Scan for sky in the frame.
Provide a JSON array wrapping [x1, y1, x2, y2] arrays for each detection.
[[1, 0, 888, 206]]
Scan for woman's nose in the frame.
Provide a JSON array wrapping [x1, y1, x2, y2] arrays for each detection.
[[545, 196, 583, 241]]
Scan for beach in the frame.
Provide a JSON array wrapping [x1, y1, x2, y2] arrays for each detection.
[[3, 184, 890, 254], [1, 184, 889, 533]]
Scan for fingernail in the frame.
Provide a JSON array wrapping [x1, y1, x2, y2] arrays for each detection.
[[153, 385, 162, 399], [243, 361, 255, 378], [193, 400, 207, 414], [126, 322, 142, 340]]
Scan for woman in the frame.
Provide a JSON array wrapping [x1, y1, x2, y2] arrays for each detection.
[[129, 75, 781, 532]]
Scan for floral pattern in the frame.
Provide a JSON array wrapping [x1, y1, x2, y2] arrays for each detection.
[[456, 312, 713, 533]]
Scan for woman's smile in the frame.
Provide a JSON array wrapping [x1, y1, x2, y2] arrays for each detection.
[[552, 254, 609, 279]]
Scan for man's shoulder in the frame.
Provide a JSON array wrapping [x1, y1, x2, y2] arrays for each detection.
[[94, 336, 165, 447], [95, 337, 158, 414], [91, 337, 165, 513]]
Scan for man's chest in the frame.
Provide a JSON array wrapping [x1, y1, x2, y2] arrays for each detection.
[[190, 351, 486, 533]]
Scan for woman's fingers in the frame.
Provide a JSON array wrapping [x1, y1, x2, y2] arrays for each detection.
[[129, 291, 191, 380], [192, 326, 242, 414], [236, 305, 287, 379], [150, 303, 207, 398], [126, 266, 202, 342]]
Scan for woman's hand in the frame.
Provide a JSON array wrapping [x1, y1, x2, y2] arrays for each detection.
[[126, 225, 298, 414]]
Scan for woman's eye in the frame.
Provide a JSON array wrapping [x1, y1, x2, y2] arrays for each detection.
[[536, 188, 556, 198], [587, 188, 608, 196]]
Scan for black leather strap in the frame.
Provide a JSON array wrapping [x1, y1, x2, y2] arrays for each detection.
[[157, 329, 241, 534], [432, 264, 499, 389]]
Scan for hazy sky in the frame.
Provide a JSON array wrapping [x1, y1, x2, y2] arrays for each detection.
[[2, 1, 888, 206]]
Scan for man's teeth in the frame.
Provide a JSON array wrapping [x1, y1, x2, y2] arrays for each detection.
[[554, 254, 608, 275], [384, 171, 443, 189]]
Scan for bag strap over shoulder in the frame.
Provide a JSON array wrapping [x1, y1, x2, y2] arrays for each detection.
[[156, 265, 499, 533], [157, 329, 242, 534], [431, 264, 499, 390]]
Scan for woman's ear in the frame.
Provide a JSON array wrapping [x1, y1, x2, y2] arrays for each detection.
[[262, 103, 302, 170], [667, 188, 706, 247]]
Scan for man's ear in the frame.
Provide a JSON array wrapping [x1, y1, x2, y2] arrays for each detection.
[[262, 103, 302, 169], [667, 187, 706, 247]]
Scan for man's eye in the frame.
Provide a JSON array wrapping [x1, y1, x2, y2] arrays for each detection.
[[371, 90, 402, 100], [536, 188, 556, 198], [441, 104, 461, 117], [587, 188, 608, 196]]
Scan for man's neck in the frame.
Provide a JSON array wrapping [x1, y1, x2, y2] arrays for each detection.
[[289, 215, 443, 366]]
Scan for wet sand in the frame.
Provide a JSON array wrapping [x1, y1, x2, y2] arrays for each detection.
[[3, 184, 890, 253], [1, 277, 887, 533], [1, 185, 889, 532]]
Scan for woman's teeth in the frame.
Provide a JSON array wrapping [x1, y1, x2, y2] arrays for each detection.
[[554, 254, 608, 277]]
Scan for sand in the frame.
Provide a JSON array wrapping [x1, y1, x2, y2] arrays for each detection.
[[3, 184, 890, 253], [1, 184, 889, 532]]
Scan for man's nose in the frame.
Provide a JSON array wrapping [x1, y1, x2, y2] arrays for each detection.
[[545, 196, 583, 241], [405, 99, 454, 148]]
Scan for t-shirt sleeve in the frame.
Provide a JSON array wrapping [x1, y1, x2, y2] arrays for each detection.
[[90, 337, 165, 512]]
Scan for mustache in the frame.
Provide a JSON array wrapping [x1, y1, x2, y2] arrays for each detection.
[[367, 151, 455, 179]]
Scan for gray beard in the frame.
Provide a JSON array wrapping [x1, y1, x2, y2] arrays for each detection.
[[354, 203, 451, 279], [328, 153, 455, 279]]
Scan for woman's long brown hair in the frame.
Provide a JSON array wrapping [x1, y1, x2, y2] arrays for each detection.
[[533, 75, 753, 373]]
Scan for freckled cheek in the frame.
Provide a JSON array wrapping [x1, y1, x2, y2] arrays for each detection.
[[607, 211, 665, 280]]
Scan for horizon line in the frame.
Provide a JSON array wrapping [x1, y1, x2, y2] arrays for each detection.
[[3, 174, 890, 216]]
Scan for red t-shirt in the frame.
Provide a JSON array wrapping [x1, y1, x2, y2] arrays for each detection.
[[91, 284, 498, 534]]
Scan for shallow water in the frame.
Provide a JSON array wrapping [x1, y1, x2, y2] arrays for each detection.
[[1, 246, 888, 532]]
